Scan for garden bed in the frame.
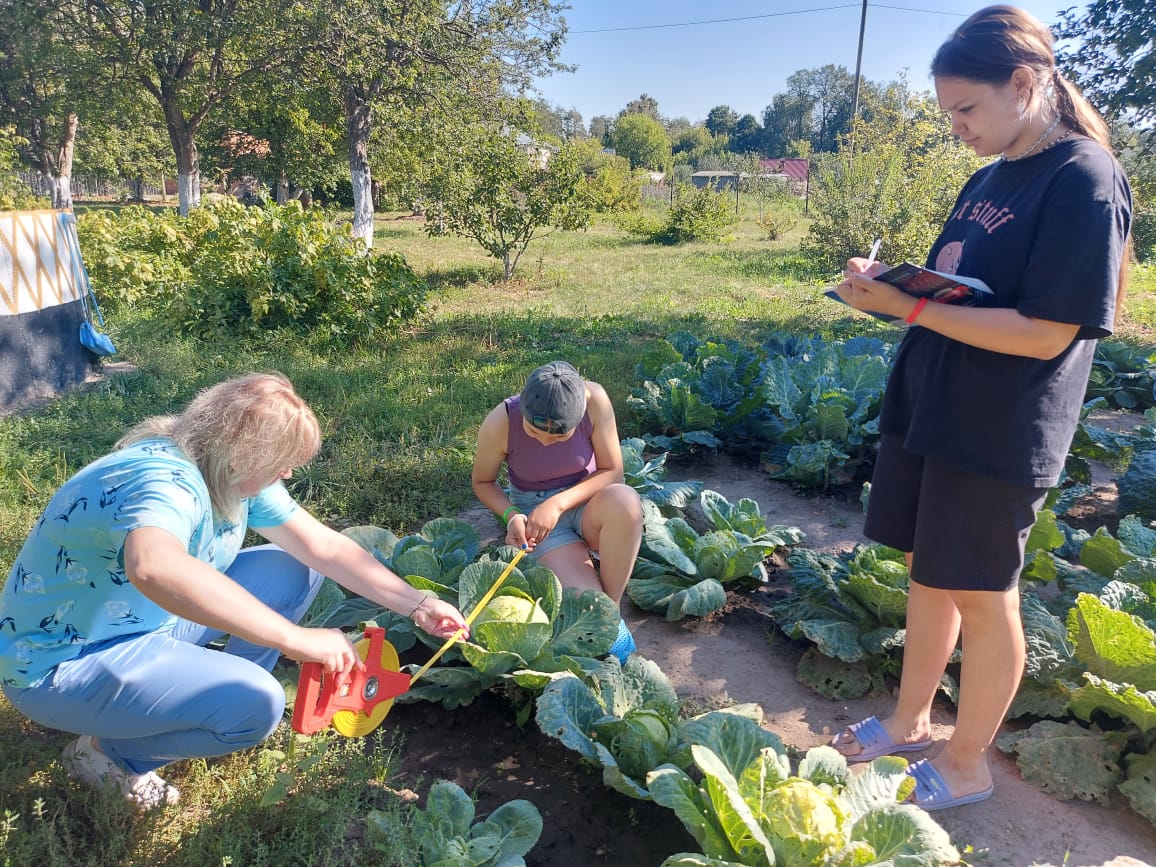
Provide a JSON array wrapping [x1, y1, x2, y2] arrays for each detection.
[[384, 451, 1156, 867]]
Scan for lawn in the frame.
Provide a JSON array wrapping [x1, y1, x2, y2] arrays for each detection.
[[1, 202, 1154, 865]]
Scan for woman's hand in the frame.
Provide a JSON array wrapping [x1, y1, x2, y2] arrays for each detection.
[[285, 626, 365, 681], [411, 597, 470, 640], [846, 255, 889, 278], [524, 500, 565, 548], [834, 263, 915, 320], [505, 512, 533, 550]]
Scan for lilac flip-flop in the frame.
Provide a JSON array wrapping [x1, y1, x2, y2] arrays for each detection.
[[907, 759, 994, 811], [831, 715, 933, 763]]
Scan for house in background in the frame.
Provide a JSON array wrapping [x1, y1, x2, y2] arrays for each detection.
[[515, 133, 558, 169], [758, 158, 810, 182], [690, 170, 742, 191]]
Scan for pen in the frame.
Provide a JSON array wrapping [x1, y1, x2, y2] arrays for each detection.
[[865, 238, 882, 268]]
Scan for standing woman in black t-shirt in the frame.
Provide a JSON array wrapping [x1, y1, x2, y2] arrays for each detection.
[[830, 5, 1132, 810]]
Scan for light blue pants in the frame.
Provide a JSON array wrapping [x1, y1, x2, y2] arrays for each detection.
[[2, 545, 323, 775]]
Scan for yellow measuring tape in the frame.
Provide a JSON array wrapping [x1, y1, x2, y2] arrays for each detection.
[[408, 547, 527, 686]]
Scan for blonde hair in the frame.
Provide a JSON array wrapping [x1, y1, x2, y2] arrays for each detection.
[[931, 5, 1132, 320], [117, 373, 321, 520]]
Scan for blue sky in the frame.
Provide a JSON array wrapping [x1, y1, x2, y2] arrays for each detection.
[[531, 2, 1078, 126]]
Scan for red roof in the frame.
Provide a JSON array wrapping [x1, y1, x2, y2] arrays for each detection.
[[758, 158, 809, 180]]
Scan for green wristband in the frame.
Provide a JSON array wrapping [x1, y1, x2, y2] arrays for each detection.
[[501, 505, 521, 525]]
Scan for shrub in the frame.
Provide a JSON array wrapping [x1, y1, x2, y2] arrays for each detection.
[[613, 209, 667, 237], [1133, 200, 1156, 263], [573, 141, 644, 213], [803, 141, 979, 270], [655, 185, 738, 244], [78, 200, 426, 346]]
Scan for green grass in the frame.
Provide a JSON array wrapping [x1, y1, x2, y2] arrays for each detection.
[[2, 202, 1155, 864]]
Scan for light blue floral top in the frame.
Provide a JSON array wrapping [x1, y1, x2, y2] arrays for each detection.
[[0, 438, 298, 688]]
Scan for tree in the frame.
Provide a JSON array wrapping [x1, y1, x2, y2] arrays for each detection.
[[611, 113, 671, 172], [620, 93, 661, 121], [298, 0, 568, 250], [529, 99, 586, 142], [422, 117, 592, 279], [803, 80, 984, 269], [74, 104, 174, 203], [589, 115, 613, 144], [570, 138, 642, 212], [1055, 0, 1156, 125], [0, 126, 47, 208], [664, 116, 693, 140], [792, 65, 856, 153], [762, 91, 812, 158], [201, 76, 344, 205], [728, 114, 763, 156], [0, 2, 83, 208], [672, 125, 716, 160], [66, 0, 290, 215], [705, 105, 738, 138], [759, 65, 856, 156], [559, 108, 587, 142]]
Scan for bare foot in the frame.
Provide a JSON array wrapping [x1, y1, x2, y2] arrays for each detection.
[[830, 716, 932, 760]]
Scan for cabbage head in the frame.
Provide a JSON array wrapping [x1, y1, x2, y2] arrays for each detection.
[[762, 779, 847, 864], [592, 708, 675, 780], [473, 595, 549, 627]]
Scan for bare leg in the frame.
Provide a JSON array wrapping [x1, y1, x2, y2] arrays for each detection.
[[889, 579, 962, 742], [577, 483, 642, 605], [835, 577, 960, 756], [930, 586, 1024, 797], [538, 541, 602, 594]]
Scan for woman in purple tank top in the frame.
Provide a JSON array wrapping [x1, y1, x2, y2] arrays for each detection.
[[471, 361, 643, 662]]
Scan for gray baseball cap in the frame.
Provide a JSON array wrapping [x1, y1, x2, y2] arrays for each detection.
[[520, 361, 587, 434]]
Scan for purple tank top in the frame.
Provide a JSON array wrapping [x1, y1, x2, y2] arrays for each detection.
[[504, 395, 595, 491]]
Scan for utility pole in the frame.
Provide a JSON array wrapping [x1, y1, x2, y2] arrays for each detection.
[[850, 0, 868, 152]]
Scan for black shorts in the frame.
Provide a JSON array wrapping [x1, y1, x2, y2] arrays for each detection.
[[863, 435, 1048, 592]]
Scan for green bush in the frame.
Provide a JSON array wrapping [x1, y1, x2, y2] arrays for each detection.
[[579, 151, 644, 213], [1133, 200, 1156, 263], [656, 185, 738, 244], [78, 200, 426, 345], [613, 209, 667, 237], [803, 141, 979, 270], [0, 126, 49, 209]]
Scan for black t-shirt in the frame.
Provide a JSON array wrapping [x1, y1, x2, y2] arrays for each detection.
[[879, 136, 1133, 488]]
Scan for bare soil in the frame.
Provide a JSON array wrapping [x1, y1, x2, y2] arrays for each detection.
[[385, 440, 1156, 867]]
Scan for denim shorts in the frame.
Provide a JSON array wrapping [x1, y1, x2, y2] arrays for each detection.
[[507, 483, 591, 559]]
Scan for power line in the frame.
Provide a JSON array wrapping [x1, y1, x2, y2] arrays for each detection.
[[569, 5, 860, 35], [868, 4, 968, 17], [569, 3, 968, 35]]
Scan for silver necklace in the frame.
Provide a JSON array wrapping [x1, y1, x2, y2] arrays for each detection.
[[1002, 115, 1061, 162]]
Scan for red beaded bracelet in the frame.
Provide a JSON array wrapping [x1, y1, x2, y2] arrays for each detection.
[[905, 297, 930, 325]]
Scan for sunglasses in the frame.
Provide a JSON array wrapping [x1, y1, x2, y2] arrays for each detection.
[[527, 415, 570, 435]]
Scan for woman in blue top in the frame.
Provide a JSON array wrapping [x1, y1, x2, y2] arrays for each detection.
[[0, 373, 468, 809], [830, 6, 1132, 811], [471, 361, 643, 661]]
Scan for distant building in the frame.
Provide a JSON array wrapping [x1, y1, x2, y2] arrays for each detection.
[[514, 133, 558, 169], [758, 158, 810, 180], [690, 170, 741, 191]]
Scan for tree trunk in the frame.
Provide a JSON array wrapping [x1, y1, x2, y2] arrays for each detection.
[[161, 99, 202, 215], [31, 112, 77, 209], [276, 173, 290, 204], [346, 86, 375, 252]]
